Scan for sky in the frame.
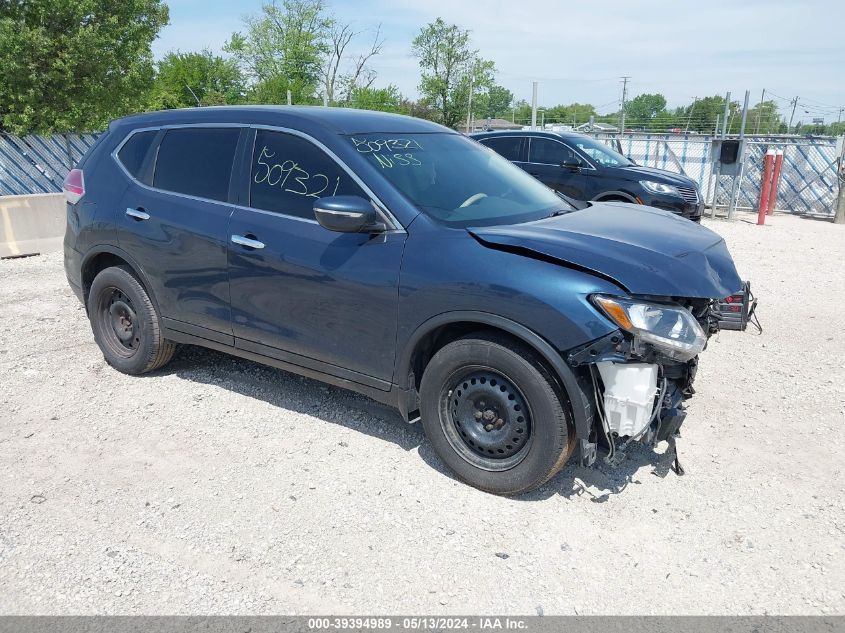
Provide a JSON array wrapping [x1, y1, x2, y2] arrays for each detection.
[[152, 0, 845, 123]]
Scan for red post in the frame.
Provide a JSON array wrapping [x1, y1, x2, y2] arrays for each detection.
[[767, 149, 784, 215], [757, 149, 775, 225]]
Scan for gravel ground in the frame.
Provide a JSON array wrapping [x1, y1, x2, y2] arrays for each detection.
[[0, 212, 843, 615]]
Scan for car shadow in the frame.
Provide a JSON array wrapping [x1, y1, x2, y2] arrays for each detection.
[[158, 345, 678, 500]]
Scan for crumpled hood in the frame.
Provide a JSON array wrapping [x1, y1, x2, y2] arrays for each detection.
[[468, 202, 743, 298]]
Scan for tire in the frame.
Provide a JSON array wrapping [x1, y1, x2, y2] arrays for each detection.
[[419, 332, 575, 496], [87, 265, 176, 375]]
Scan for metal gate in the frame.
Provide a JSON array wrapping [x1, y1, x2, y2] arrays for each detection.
[[588, 132, 841, 216]]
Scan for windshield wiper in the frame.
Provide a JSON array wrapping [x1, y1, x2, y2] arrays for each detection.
[[546, 208, 575, 218]]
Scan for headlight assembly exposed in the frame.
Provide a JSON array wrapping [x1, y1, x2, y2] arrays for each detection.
[[591, 295, 707, 361], [639, 180, 680, 196]]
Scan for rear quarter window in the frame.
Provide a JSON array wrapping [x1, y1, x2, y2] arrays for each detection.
[[117, 130, 157, 181], [152, 127, 240, 202], [480, 136, 523, 161]]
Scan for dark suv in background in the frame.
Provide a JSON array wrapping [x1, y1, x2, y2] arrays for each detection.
[[472, 130, 704, 221]]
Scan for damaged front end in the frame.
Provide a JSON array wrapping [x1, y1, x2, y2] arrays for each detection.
[[567, 294, 728, 474]]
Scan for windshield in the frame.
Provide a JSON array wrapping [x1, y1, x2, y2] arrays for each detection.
[[570, 137, 632, 167], [348, 133, 572, 227]]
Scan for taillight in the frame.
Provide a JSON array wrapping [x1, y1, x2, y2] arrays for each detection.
[[63, 168, 85, 204]]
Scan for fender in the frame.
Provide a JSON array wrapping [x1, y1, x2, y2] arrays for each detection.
[[396, 311, 596, 450], [591, 190, 638, 203], [80, 243, 161, 316]]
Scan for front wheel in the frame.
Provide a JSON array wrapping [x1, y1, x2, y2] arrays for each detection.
[[419, 332, 575, 495]]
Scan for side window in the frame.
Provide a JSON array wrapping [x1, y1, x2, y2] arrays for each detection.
[[529, 138, 580, 166], [152, 128, 240, 202], [480, 136, 523, 161], [250, 129, 365, 219], [117, 130, 157, 181]]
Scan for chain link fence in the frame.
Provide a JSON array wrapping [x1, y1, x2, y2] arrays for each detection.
[[587, 132, 842, 216], [1, 130, 840, 216], [0, 133, 100, 197]]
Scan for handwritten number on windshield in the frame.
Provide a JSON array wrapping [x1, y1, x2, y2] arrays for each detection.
[[254, 146, 341, 198], [351, 137, 423, 153]]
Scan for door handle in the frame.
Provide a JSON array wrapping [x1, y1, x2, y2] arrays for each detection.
[[231, 234, 265, 249], [125, 207, 150, 221]]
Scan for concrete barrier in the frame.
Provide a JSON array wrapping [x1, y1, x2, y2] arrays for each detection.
[[0, 193, 65, 258]]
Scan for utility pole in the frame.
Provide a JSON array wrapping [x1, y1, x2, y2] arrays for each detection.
[[531, 81, 538, 130], [620, 76, 630, 132], [685, 97, 697, 133], [788, 96, 799, 133], [755, 89, 765, 134]]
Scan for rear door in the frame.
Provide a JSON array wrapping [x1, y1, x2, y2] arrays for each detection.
[[526, 137, 590, 200], [116, 126, 243, 343], [227, 128, 405, 386]]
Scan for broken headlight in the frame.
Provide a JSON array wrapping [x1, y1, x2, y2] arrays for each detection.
[[591, 295, 707, 361]]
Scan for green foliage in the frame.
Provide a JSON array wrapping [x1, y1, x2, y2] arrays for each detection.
[[678, 95, 726, 132], [225, 0, 330, 104], [624, 93, 668, 123], [473, 85, 513, 119], [412, 18, 494, 129], [149, 50, 245, 109], [347, 85, 407, 114], [0, 0, 169, 134], [745, 100, 781, 134]]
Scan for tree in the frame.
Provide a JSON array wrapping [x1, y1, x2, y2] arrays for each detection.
[[680, 95, 726, 132], [747, 100, 781, 134], [473, 85, 513, 119], [225, 0, 331, 104], [149, 50, 245, 110], [412, 18, 494, 129], [322, 23, 383, 104], [0, 0, 169, 134], [624, 93, 667, 124], [347, 85, 407, 114]]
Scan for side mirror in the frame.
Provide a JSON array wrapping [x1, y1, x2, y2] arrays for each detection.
[[561, 158, 582, 170], [313, 196, 386, 233]]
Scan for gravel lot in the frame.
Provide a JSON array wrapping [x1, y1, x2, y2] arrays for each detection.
[[1, 212, 843, 615]]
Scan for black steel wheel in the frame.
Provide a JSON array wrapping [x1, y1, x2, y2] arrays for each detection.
[[87, 265, 175, 375], [420, 332, 575, 496], [96, 287, 141, 358], [441, 368, 533, 471]]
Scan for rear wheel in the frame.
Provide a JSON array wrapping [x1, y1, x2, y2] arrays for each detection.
[[420, 332, 575, 495], [87, 266, 175, 375]]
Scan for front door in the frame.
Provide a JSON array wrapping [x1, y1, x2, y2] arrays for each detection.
[[227, 129, 405, 386], [526, 137, 589, 200], [117, 126, 242, 342]]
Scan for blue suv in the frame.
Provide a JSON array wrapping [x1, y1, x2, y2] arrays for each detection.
[[64, 107, 743, 495]]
